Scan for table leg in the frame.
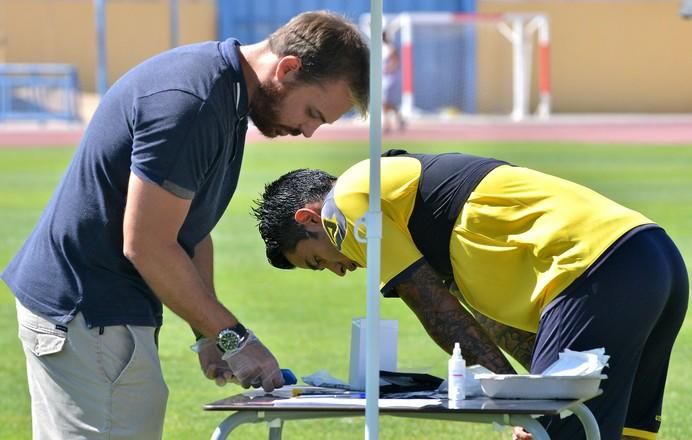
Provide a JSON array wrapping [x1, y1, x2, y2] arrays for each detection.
[[210, 412, 260, 440], [210, 410, 363, 440], [568, 403, 601, 440], [267, 417, 284, 440]]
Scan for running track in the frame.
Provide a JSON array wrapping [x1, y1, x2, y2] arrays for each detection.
[[1, 115, 692, 147]]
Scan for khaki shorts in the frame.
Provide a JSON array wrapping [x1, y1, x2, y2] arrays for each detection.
[[16, 299, 168, 440]]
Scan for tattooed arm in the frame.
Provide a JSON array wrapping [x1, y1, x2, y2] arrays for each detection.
[[472, 315, 534, 371], [448, 282, 535, 370], [395, 263, 516, 374]]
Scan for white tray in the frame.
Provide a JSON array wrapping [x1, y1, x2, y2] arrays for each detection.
[[475, 374, 606, 399]]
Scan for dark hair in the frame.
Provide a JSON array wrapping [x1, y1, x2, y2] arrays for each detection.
[[252, 169, 337, 269], [268, 11, 369, 116]]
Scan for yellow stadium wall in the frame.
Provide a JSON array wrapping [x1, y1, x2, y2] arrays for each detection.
[[0, 0, 691, 112], [478, 0, 692, 113], [0, 0, 215, 93]]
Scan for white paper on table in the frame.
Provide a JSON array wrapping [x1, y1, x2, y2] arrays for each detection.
[[301, 369, 352, 390], [273, 398, 441, 409], [242, 385, 347, 398], [542, 348, 609, 377]]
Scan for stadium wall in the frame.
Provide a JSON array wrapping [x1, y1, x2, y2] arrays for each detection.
[[479, 0, 692, 113], [0, 0, 215, 94], [0, 0, 690, 113]]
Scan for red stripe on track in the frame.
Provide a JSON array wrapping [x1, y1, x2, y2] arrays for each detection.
[[3, 116, 692, 148]]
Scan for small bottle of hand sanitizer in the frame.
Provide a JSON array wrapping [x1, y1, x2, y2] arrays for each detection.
[[448, 342, 466, 402]]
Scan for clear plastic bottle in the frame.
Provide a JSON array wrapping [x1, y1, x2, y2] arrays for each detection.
[[448, 342, 466, 401]]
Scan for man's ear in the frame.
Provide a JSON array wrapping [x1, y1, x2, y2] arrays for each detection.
[[294, 207, 321, 230], [275, 56, 302, 82]]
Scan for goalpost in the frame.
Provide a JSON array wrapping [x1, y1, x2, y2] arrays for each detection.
[[363, 12, 551, 121]]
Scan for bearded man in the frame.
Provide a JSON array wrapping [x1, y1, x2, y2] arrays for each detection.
[[2, 11, 369, 440]]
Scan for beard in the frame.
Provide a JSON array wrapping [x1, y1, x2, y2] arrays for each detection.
[[249, 80, 301, 138]]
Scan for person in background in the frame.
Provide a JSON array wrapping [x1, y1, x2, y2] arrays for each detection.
[[253, 149, 687, 440], [2, 11, 369, 440], [382, 31, 406, 133]]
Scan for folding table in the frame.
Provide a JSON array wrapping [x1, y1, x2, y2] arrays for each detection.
[[204, 393, 601, 440]]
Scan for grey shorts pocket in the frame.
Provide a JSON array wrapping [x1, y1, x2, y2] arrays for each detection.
[[18, 324, 67, 357], [99, 325, 136, 383]]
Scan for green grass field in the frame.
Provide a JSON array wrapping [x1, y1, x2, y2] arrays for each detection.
[[1, 140, 690, 439]]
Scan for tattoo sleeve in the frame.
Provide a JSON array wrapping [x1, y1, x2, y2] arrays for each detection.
[[395, 263, 516, 374], [448, 282, 535, 370], [472, 315, 535, 370]]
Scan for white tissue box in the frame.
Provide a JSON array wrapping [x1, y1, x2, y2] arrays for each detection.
[[348, 318, 397, 391]]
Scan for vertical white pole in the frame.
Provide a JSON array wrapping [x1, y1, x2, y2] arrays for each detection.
[[94, 0, 107, 95], [510, 16, 526, 121], [170, 0, 180, 48], [366, 0, 383, 439]]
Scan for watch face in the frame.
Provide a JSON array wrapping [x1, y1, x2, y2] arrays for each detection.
[[217, 328, 242, 352]]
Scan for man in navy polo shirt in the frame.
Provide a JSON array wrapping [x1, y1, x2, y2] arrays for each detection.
[[2, 11, 368, 440]]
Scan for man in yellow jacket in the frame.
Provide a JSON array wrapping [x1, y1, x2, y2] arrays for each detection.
[[253, 149, 688, 440]]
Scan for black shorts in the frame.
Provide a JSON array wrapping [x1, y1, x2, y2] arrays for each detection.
[[531, 227, 688, 440]]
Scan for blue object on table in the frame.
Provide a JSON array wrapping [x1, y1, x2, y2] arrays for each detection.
[[281, 369, 297, 385]]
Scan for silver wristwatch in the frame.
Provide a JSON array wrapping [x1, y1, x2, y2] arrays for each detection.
[[216, 323, 248, 354]]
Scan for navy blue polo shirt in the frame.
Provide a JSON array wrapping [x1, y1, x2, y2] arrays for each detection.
[[2, 39, 248, 328]]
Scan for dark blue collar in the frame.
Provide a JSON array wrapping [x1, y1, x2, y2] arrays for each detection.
[[220, 38, 248, 118]]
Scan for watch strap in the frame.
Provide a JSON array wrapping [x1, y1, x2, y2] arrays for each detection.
[[229, 322, 248, 339]]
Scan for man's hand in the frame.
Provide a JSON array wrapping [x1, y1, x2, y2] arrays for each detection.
[[222, 332, 285, 392], [513, 426, 533, 440], [195, 338, 236, 386]]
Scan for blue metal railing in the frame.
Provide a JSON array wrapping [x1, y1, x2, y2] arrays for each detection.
[[0, 63, 81, 121]]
